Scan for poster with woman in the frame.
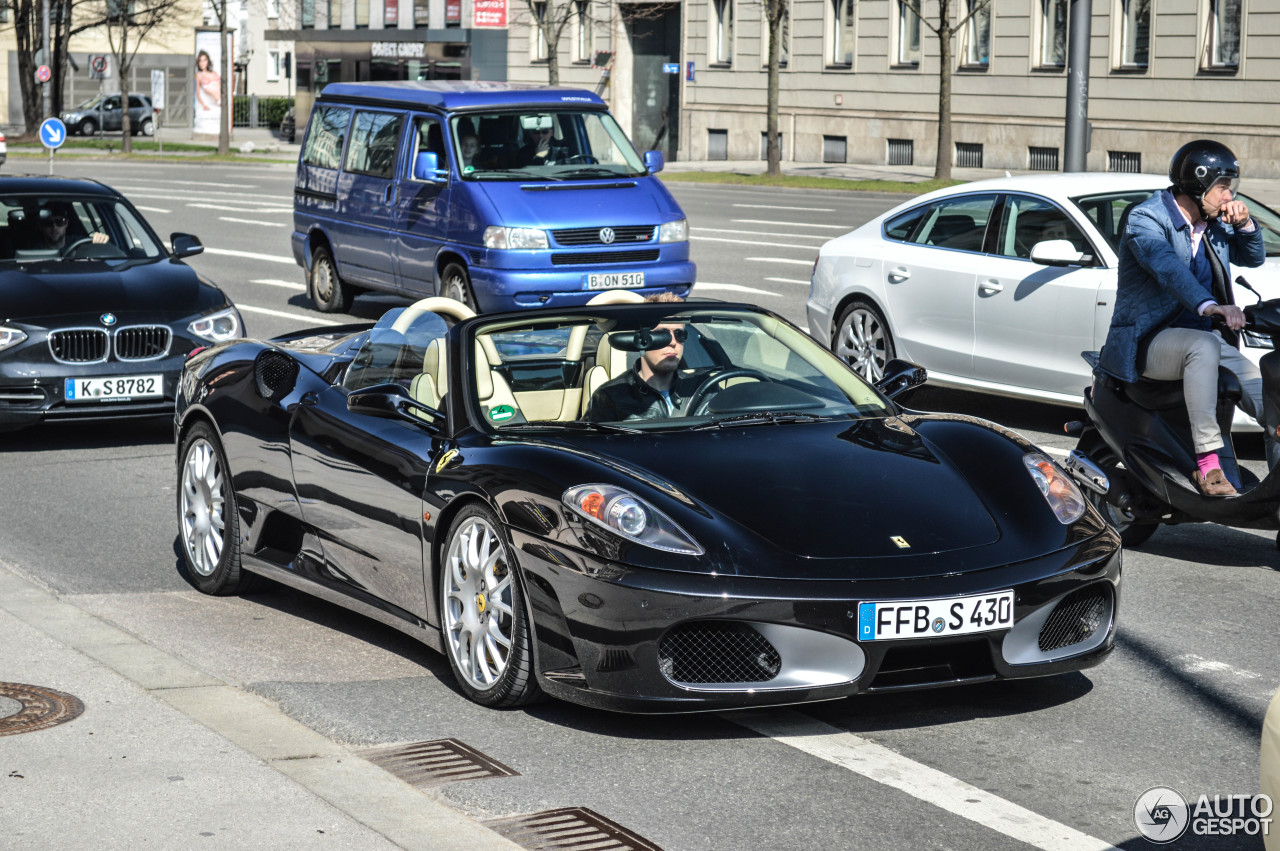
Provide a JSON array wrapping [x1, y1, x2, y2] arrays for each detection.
[[193, 30, 233, 136]]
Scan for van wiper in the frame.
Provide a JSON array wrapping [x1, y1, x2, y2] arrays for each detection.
[[477, 169, 561, 181], [684, 411, 829, 430], [499, 420, 644, 434], [560, 168, 630, 179]]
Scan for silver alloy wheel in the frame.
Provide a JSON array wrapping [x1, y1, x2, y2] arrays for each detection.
[[443, 517, 514, 690], [180, 437, 226, 577], [141, 119, 155, 137], [313, 255, 336, 303], [836, 307, 889, 382]]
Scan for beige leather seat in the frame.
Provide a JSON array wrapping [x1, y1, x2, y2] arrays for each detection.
[[409, 337, 447, 410], [474, 340, 524, 424]]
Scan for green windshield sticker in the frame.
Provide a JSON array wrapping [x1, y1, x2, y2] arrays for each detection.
[[489, 404, 515, 422]]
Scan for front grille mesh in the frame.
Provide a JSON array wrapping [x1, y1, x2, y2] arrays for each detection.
[[550, 249, 661, 266], [1038, 585, 1109, 652], [552, 225, 656, 246], [115, 326, 171, 360], [658, 622, 781, 684], [49, 329, 108, 363]]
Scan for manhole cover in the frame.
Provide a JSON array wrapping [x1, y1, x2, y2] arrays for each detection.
[[0, 683, 84, 736], [486, 807, 664, 851], [359, 738, 519, 788]]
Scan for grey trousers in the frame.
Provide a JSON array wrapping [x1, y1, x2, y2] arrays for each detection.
[[1142, 327, 1280, 470]]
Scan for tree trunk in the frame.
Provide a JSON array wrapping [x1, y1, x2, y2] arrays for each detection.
[[934, 4, 953, 181], [546, 31, 560, 84], [120, 64, 133, 152], [218, 22, 230, 154], [765, 1, 784, 176], [15, 1, 43, 135]]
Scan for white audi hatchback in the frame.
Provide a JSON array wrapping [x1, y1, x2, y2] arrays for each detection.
[[808, 173, 1280, 424]]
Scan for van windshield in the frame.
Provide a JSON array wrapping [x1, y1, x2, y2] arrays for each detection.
[[452, 110, 648, 181]]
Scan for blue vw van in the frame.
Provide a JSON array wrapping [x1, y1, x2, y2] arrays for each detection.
[[292, 81, 695, 313]]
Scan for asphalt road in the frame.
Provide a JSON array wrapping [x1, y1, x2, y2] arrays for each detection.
[[2, 160, 1278, 850]]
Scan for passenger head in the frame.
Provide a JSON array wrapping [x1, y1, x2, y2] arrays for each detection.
[[459, 132, 479, 165]]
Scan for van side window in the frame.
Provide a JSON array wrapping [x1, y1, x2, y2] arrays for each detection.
[[345, 111, 403, 179], [302, 106, 351, 170], [409, 117, 447, 180]]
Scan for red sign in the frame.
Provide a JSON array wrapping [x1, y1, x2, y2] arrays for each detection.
[[35, 65, 51, 83], [473, 0, 506, 27], [445, 0, 460, 23], [384, 0, 398, 25]]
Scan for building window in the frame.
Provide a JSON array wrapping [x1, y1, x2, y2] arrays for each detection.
[[1203, 0, 1240, 69], [301, 0, 314, 27], [829, 0, 854, 66], [897, 0, 921, 64], [1038, 0, 1067, 66], [267, 49, 282, 80], [414, 0, 428, 25], [575, 0, 591, 62], [760, 132, 785, 160], [355, 0, 369, 27], [1119, 0, 1150, 68], [384, 0, 398, 25], [763, 1, 789, 67], [712, 0, 734, 64], [823, 135, 847, 163], [887, 138, 914, 165], [533, 1, 549, 60], [956, 141, 983, 168], [1029, 146, 1059, 170], [962, 0, 990, 67], [1108, 150, 1142, 172], [708, 129, 729, 160]]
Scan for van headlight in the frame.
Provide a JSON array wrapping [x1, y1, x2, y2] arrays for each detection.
[[658, 219, 688, 243], [188, 307, 242, 343], [484, 226, 548, 250], [563, 484, 703, 555]]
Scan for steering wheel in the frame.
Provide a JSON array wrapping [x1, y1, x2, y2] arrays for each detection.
[[564, 154, 598, 165], [61, 237, 97, 258], [686, 368, 769, 416]]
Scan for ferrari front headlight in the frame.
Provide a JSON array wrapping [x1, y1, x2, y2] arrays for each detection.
[[1023, 452, 1087, 525], [563, 483, 703, 555], [188, 307, 242, 343], [0, 325, 28, 354]]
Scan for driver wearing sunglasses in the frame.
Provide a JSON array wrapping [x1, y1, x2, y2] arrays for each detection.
[[584, 294, 699, 422], [34, 203, 110, 253]]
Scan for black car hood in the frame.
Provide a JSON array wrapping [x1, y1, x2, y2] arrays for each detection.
[[0, 259, 225, 324], [558, 417, 1003, 560]]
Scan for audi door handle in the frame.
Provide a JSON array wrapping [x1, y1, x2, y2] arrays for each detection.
[[887, 267, 911, 283], [979, 279, 1004, 293]]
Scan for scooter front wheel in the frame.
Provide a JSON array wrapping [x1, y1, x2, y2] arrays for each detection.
[[1086, 488, 1158, 547]]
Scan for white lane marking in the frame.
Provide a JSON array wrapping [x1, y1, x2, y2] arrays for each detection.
[[251, 278, 306, 291], [765, 277, 810, 286], [693, 282, 783, 298], [204, 247, 296, 265], [1042, 446, 1070, 458], [694, 227, 829, 241], [189, 202, 291, 213], [116, 178, 257, 188], [133, 205, 171, 213], [733, 203, 835, 212], [219, 216, 289, 228], [238, 304, 340, 325], [1176, 653, 1264, 680], [726, 710, 1118, 851], [692, 235, 819, 250], [125, 190, 291, 206], [733, 219, 849, 229], [746, 257, 815, 266]]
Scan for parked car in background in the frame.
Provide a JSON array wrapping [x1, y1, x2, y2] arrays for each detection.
[[0, 131, 6, 167], [279, 106, 296, 143], [808, 173, 1280, 428], [62, 93, 156, 137], [0, 176, 242, 433]]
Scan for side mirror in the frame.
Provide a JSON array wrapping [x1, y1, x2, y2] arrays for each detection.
[[171, 233, 204, 259], [414, 151, 447, 181], [874, 358, 928, 400], [644, 150, 665, 174], [1030, 239, 1088, 267], [347, 382, 442, 428]]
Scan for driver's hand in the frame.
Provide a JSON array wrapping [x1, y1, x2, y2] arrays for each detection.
[[91, 232, 109, 244], [1220, 200, 1251, 227], [1205, 303, 1246, 331]]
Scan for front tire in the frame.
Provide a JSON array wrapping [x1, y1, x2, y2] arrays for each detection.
[[79, 118, 98, 136], [834, 300, 894, 383], [440, 504, 542, 708], [309, 245, 354, 313], [440, 262, 479, 313], [140, 118, 155, 137], [1079, 442, 1159, 547], [178, 423, 257, 595]]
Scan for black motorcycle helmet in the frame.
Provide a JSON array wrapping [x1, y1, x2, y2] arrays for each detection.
[[1169, 139, 1240, 202]]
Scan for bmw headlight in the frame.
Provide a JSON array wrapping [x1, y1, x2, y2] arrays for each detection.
[[188, 307, 242, 343], [0, 325, 28, 353], [658, 219, 688, 243], [1023, 452, 1087, 525], [563, 484, 703, 555], [483, 226, 548, 250]]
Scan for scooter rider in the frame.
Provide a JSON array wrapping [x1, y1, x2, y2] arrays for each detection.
[[1098, 139, 1271, 497]]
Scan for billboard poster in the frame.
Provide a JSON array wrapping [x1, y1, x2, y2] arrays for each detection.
[[194, 30, 233, 136], [473, 0, 506, 27]]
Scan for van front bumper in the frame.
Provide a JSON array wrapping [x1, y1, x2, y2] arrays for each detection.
[[467, 261, 696, 313]]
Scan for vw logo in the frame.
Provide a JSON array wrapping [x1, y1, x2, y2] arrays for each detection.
[[599, 227, 616, 244], [100, 313, 117, 326]]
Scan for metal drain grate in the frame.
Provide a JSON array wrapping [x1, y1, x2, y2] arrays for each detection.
[[486, 807, 664, 851], [0, 683, 85, 736], [358, 738, 519, 788]]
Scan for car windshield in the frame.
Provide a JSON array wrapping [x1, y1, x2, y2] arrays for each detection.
[[74, 95, 106, 110], [1073, 188, 1280, 257], [451, 109, 647, 181], [0, 195, 167, 264], [465, 305, 895, 432]]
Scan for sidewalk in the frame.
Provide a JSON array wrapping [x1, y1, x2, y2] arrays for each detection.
[[0, 561, 520, 850]]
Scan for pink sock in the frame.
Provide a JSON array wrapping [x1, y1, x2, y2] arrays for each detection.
[[1196, 452, 1221, 476]]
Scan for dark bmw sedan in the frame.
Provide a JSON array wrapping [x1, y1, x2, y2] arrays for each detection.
[[0, 176, 242, 433]]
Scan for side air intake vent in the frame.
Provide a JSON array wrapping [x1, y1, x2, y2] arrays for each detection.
[[254, 350, 298, 401], [1038, 585, 1109, 652], [658, 621, 781, 684]]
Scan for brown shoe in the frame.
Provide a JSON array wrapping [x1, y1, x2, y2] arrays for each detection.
[[1193, 468, 1238, 497]]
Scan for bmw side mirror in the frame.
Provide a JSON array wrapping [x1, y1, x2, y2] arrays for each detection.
[[171, 233, 204, 259], [347, 382, 442, 428], [414, 151, 447, 182], [644, 150, 665, 174], [1030, 239, 1089, 267], [875, 359, 928, 400]]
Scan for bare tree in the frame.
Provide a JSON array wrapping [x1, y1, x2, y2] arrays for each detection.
[[900, 0, 991, 179], [761, 0, 787, 176], [4, 0, 91, 135], [520, 0, 576, 85]]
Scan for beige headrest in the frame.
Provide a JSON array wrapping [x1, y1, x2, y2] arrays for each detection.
[[422, 338, 447, 394], [586, 290, 646, 305], [474, 339, 493, 400]]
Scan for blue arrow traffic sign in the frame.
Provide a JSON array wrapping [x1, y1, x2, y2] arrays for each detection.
[[39, 117, 66, 149]]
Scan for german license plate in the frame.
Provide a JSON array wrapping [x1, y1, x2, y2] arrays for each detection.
[[857, 590, 1014, 641], [583, 271, 645, 290], [65, 375, 163, 402]]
